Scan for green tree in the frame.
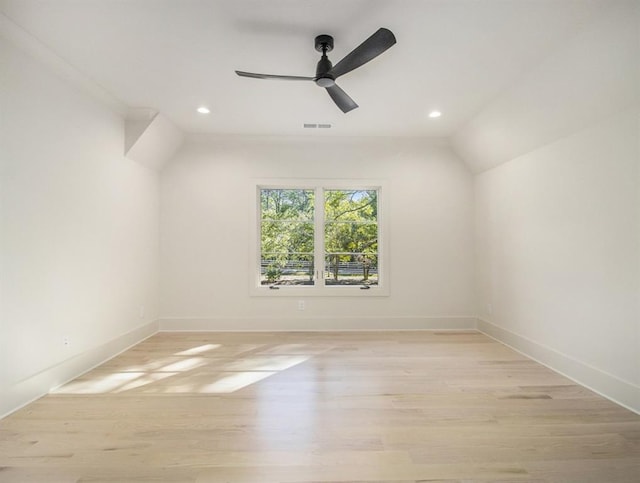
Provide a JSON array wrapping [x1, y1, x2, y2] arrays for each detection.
[[260, 189, 315, 283], [324, 190, 378, 283]]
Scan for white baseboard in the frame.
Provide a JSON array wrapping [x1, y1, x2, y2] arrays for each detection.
[[477, 318, 640, 415], [0, 320, 159, 419], [158, 315, 478, 332]]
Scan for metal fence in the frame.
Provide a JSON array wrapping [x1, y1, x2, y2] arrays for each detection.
[[261, 259, 378, 276]]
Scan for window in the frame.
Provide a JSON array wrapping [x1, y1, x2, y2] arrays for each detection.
[[324, 189, 378, 286], [251, 180, 387, 296], [260, 189, 315, 286]]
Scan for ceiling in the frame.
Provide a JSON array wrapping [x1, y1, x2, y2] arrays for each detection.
[[0, 0, 618, 138]]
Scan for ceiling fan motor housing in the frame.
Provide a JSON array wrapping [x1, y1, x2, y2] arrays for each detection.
[[315, 34, 335, 87]]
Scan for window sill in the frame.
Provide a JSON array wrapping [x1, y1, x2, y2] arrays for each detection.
[[249, 285, 389, 297]]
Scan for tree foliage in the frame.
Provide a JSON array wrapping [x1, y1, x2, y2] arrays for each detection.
[[324, 190, 378, 281], [260, 189, 314, 282], [260, 189, 378, 284]]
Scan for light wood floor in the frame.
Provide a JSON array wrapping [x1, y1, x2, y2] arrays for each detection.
[[0, 331, 638, 482]]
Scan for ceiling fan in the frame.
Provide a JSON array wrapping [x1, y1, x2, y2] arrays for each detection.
[[235, 28, 396, 113]]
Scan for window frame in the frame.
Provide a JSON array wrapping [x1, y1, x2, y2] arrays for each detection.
[[250, 179, 389, 297]]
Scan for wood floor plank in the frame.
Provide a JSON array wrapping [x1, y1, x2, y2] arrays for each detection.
[[0, 331, 638, 482]]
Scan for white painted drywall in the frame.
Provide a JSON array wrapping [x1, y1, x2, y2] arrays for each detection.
[[0, 37, 159, 416], [159, 136, 475, 330], [125, 113, 184, 171], [452, 1, 640, 173], [456, 0, 640, 411], [475, 107, 640, 410]]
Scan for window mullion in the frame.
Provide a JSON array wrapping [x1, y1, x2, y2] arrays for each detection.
[[315, 186, 325, 289]]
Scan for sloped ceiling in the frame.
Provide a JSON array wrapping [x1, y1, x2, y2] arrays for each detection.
[[453, 1, 640, 173], [0, 0, 637, 172]]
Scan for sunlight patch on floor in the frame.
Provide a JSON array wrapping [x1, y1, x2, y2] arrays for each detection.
[[53, 344, 316, 395], [222, 355, 310, 372], [113, 371, 178, 393], [53, 372, 144, 394], [175, 343, 221, 356], [199, 371, 277, 393], [160, 357, 207, 372]]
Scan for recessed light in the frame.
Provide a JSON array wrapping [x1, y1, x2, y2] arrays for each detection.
[[428, 110, 442, 118], [197, 106, 210, 114]]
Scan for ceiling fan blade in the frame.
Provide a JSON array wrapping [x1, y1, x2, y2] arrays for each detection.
[[328, 28, 396, 79], [235, 71, 314, 81], [326, 84, 358, 113]]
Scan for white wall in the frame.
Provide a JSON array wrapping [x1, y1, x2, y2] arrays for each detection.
[[475, 108, 640, 412], [0, 37, 160, 417], [467, 0, 640, 413], [453, 1, 639, 173], [159, 136, 475, 330]]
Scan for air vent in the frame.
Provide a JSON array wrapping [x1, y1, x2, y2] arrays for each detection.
[[303, 123, 332, 129], [303, 123, 317, 128], [318, 124, 331, 129]]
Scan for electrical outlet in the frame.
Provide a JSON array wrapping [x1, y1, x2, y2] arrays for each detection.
[[139, 305, 145, 318], [298, 300, 305, 311], [63, 336, 70, 347], [487, 303, 493, 315]]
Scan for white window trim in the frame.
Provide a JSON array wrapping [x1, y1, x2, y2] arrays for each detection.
[[249, 178, 389, 297]]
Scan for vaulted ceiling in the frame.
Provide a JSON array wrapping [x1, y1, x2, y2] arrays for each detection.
[[0, 0, 622, 140]]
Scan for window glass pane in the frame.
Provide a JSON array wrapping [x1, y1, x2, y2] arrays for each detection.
[[324, 254, 378, 286], [261, 254, 314, 286], [324, 190, 378, 286], [261, 221, 314, 254], [325, 190, 377, 222], [261, 189, 314, 221], [260, 189, 315, 286]]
